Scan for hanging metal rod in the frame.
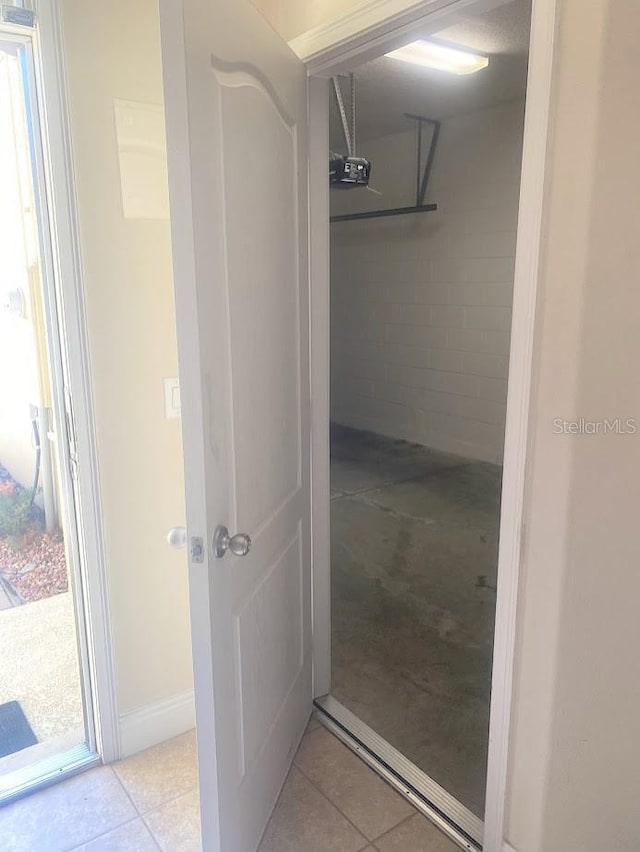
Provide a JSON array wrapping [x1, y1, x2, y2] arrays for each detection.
[[332, 75, 353, 157], [330, 112, 440, 224]]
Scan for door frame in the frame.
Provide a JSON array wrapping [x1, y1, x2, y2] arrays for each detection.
[[303, 0, 557, 848], [4, 0, 121, 773]]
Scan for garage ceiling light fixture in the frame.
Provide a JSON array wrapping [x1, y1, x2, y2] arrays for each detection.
[[385, 40, 489, 75]]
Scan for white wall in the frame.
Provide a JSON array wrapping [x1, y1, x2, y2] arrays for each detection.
[[0, 314, 40, 490], [506, 1, 640, 849], [252, 0, 363, 40], [60, 0, 193, 745], [331, 100, 524, 462]]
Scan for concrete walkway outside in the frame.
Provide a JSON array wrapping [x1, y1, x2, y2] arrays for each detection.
[[0, 592, 84, 777]]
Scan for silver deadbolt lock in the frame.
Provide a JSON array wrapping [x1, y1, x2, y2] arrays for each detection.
[[213, 525, 251, 558]]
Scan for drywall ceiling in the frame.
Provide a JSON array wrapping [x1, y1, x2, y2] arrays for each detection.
[[330, 0, 531, 147]]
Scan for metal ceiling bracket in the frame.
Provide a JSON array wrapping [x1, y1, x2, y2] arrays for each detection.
[[406, 112, 441, 206], [330, 203, 438, 223], [330, 111, 441, 224]]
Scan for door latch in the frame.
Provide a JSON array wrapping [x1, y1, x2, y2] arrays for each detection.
[[190, 537, 204, 563]]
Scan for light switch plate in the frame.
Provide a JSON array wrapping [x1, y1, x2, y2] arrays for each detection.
[[164, 378, 181, 419]]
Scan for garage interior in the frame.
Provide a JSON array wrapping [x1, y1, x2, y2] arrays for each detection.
[[328, 0, 531, 818]]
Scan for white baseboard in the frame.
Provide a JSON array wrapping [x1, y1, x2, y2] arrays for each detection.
[[503, 843, 517, 852], [118, 689, 195, 758]]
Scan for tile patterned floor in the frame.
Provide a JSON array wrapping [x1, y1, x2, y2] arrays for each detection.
[[0, 719, 459, 851]]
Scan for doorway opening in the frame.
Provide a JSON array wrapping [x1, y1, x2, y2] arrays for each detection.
[[0, 23, 100, 801], [315, 0, 532, 845]]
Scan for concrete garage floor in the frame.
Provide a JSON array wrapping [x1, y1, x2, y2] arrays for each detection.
[[330, 424, 501, 817]]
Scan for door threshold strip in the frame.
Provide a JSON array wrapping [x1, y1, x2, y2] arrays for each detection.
[[314, 695, 483, 851], [0, 743, 100, 806]]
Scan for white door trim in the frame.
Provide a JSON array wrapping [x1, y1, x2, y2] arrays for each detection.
[[303, 0, 557, 848], [291, 0, 514, 73], [482, 3, 556, 846], [31, 0, 120, 763], [308, 75, 332, 697]]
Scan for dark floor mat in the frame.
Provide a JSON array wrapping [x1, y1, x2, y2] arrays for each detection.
[[0, 700, 37, 758]]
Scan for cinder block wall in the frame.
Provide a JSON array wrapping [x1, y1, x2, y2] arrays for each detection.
[[330, 99, 525, 463]]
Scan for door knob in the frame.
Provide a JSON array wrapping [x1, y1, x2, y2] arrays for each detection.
[[213, 525, 251, 558], [167, 527, 187, 548]]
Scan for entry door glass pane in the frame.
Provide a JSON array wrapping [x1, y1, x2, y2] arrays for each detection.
[[0, 39, 86, 790]]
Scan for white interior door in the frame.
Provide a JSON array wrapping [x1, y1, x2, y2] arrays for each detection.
[[159, 1, 311, 849]]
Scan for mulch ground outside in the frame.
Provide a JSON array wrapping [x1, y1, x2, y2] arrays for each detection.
[[0, 531, 68, 603], [0, 464, 68, 604]]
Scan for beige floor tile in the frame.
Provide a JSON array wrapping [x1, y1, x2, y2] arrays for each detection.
[[113, 730, 198, 813], [0, 766, 136, 852], [294, 727, 414, 840], [73, 818, 159, 850], [144, 787, 201, 852], [259, 767, 368, 852], [305, 712, 321, 734], [374, 814, 459, 851]]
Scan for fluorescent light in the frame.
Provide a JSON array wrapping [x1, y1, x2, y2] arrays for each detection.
[[385, 40, 489, 75]]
